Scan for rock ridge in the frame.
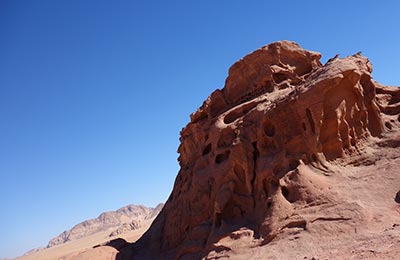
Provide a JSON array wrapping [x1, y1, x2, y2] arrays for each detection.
[[47, 203, 163, 247]]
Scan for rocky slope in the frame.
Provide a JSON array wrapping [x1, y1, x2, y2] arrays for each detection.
[[47, 203, 163, 247], [114, 41, 400, 260]]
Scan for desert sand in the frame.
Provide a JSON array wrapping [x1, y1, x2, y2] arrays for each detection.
[[15, 204, 163, 260], [15, 220, 152, 260]]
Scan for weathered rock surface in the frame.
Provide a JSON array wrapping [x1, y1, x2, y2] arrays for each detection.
[[122, 41, 400, 259], [47, 204, 163, 247]]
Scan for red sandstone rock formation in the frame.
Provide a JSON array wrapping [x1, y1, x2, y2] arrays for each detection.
[[121, 41, 400, 260]]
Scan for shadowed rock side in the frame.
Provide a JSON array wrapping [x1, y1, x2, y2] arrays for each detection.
[[122, 41, 400, 259]]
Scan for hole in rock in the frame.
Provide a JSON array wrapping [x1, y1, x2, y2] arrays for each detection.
[[385, 121, 393, 130], [263, 120, 276, 137], [306, 108, 316, 134], [286, 220, 307, 230], [251, 142, 259, 200], [281, 185, 299, 203], [288, 173, 296, 181], [311, 154, 318, 162], [395, 191, 400, 203], [202, 143, 212, 156], [281, 186, 290, 200], [224, 102, 258, 124], [302, 122, 307, 131], [215, 150, 230, 164], [273, 72, 287, 84]]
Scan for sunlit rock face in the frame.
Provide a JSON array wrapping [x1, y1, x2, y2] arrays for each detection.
[[127, 41, 400, 260]]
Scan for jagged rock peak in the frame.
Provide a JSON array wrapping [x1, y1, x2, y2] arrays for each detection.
[[182, 40, 382, 165], [128, 41, 399, 259], [190, 41, 322, 122]]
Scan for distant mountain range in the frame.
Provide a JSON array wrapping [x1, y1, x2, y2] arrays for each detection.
[[47, 203, 163, 247]]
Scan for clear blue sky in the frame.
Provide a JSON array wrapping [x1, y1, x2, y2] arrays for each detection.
[[0, 0, 399, 258]]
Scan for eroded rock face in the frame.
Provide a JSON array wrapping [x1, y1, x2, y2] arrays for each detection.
[[129, 41, 399, 259]]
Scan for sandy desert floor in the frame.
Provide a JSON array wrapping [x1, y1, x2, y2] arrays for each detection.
[[14, 222, 152, 260]]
